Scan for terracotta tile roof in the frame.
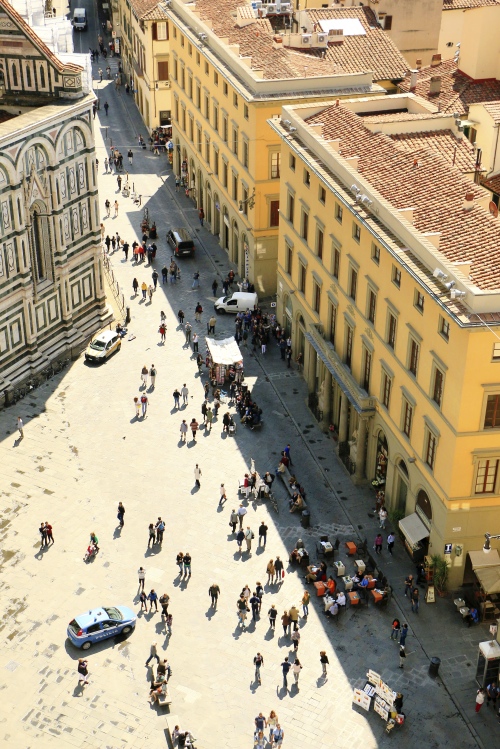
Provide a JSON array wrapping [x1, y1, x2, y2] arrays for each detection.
[[390, 130, 478, 173], [300, 7, 408, 82], [0, 109, 17, 124], [363, 112, 442, 123], [305, 103, 500, 290], [482, 101, 500, 122], [193, 0, 350, 80], [129, 0, 163, 20], [141, 5, 169, 21], [443, 0, 500, 8], [0, 0, 82, 75], [481, 173, 500, 194], [399, 59, 500, 115]]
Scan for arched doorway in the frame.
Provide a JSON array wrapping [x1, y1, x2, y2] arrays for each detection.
[[222, 206, 229, 251], [231, 220, 239, 266], [213, 192, 220, 237], [206, 181, 212, 227], [416, 489, 432, 528], [197, 169, 203, 211], [395, 459, 409, 515], [297, 313, 306, 359], [373, 431, 388, 488]]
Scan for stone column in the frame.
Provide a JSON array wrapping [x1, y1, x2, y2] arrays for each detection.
[[319, 369, 332, 432], [354, 417, 368, 483], [338, 393, 348, 442]]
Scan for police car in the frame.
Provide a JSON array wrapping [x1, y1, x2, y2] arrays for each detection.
[[67, 606, 136, 650]]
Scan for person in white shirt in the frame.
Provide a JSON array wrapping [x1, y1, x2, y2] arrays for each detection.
[[328, 602, 339, 617], [219, 484, 227, 506], [336, 591, 346, 607], [181, 384, 189, 405], [292, 658, 303, 685], [237, 504, 247, 528], [194, 464, 202, 487]]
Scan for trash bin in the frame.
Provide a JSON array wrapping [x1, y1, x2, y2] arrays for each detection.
[[301, 510, 310, 529], [428, 657, 441, 678]]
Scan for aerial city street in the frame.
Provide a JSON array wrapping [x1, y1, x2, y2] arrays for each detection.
[[2, 0, 500, 747]]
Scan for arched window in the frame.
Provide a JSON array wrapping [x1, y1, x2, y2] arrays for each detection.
[[40, 65, 46, 88], [416, 489, 432, 526], [32, 210, 45, 279], [26, 65, 32, 88], [11, 64, 18, 87]]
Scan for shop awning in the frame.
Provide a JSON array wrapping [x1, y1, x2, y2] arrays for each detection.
[[468, 549, 500, 570], [206, 337, 243, 366], [474, 565, 500, 595], [399, 513, 429, 548]]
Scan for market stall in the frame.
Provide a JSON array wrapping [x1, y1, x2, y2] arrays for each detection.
[[205, 337, 244, 386], [353, 669, 404, 734]]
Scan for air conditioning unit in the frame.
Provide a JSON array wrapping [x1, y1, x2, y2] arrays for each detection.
[[317, 33, 326, 42], [251, 0, 262, 7], [279, 2, 291, 11], [266, 4, 276, 12], [301, 34, 311, 44]]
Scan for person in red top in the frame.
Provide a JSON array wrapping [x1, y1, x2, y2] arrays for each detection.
[[190, 418, 199, 442], [45, 522, 54, 545]]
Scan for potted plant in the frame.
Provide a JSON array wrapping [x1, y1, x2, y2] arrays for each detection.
[[430, 554, 449, 596]]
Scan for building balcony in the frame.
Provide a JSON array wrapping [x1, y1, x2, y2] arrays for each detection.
[[306, 323, 375, 416]]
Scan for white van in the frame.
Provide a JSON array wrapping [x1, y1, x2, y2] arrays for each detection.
[[73, 8, 87, 30], [214, 291, 258, 314]]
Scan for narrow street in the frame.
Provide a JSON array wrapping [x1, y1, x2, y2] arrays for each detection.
[[0, 49, 494, 749]]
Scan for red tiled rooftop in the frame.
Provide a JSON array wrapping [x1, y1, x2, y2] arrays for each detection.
[[443, 0, 500, 8], [399, 59, 500, 115], [305, 103, 500, 291], [390, 130, 478, 173]]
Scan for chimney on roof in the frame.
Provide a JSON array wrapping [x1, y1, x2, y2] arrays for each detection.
[[463, 192, 475, 211], [429, 76, 442, 96], [409, 69, 418, 91], [336, 99, 340, 107], [416, 59, 422, 70], [431, 53, 442, 67], [413, 158, 419, 167]]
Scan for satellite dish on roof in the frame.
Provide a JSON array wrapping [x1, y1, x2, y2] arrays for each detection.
[[489, 201, 499, 218]]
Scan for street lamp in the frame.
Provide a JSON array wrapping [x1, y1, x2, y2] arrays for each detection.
[[238, 188, 256, 213], [483, 533, 500, 553]]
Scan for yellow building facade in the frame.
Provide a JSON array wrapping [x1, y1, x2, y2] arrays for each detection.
[[271, 94, 500, 586], [163, 0, 407, 294], [115, 0, 172, 130]]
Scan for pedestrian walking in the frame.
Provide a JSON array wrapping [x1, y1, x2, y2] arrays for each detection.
[[181, 384, 189, 405], [320, 651, 329, 678], [155, 517, 165, 544], [209, 583, 220, 607], [39, 522, 47, 547], [148, 284, 154, 302], [236, 528, 245, 553], [244, 526, 254, 553], [274, 556, 284, 584], [192, 333, 199, 353], [133, 278, 139, 295], [148, 589, 158, 612], [206, 406, 213, 432], [104, 100, 109, 115], [77, 659, 89, 685], [190, 418, 199, 442], [399, 645, 406, 669], [237, 595, 248, 628], [194, 464, 202, 487], [267, 712, 278, 741], [229, 509, 238, 533], [254, 654, 264, 685], [476, 688, 486, 712], [192, 271, 200, 289], [175, 175, 180, 191], [212, 279, 218, 297], [114, 200, 119, 217], [105, 199, 111, 217], [173, 388, 181, 409], [148, 523, 156, 548], [219, 484, 227, 506], [128, 149, 133, 165], [138, 567, 146, 590], [140, 394, 148, 417], [117, 501, 125, 527], [266, 559, 275, 584], [176, 552, 184, 574], [292, 658, 302, 686], [390, 618, 400, 640], [411, 586, 420, 614], [486, 681, 498, 707], [159, 593, 170, 617], [17, 416, 24, 440], [399, 623, 409, 647], [237, 503, 247, 529], [152, 270, 159, 289], [281, 611, 290, 636], [374, 533, 383, 555], [404, 574, 414, 597], [281, 658, 291, 689], [387, 532, 395, 555], [379, 507, 388, 529], [250, 592, 260, 620], [198, 207, 204, 226], [146, 642, 160, 666], [117, 175, 122, 191], [268, 604, 277, 630], [140, 590, 147, 611], [45, 522, 54, 545], [141, 281, 147, 299], [301, 590, 310, 617], [258, 521, 268, 547], [149, 364, 157, 388], [183, 552, 192, 576], [185, 322, 192, 343], [291, 626, 300, 651], [159, 324, 166, 343], [208, 316, 216, 335], [165, 613, 173, 635], [179, 419, 188, 442]]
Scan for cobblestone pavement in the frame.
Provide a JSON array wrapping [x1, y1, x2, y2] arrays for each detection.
[[0, 65, 496, 749]]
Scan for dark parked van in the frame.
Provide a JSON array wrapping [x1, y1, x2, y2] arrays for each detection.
[[166, 228, 195, 257]]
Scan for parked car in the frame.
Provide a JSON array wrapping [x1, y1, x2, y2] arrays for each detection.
[[166, 227, 195, 257], [67, 606, 136, 650], [214, 291, 258, 313], [85, 331, 121, 363]]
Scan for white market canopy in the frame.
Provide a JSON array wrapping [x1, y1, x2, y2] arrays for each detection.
[[468, 549, 500, 570], [206, 337, 243, 366], [398, 513, 429, 549]]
